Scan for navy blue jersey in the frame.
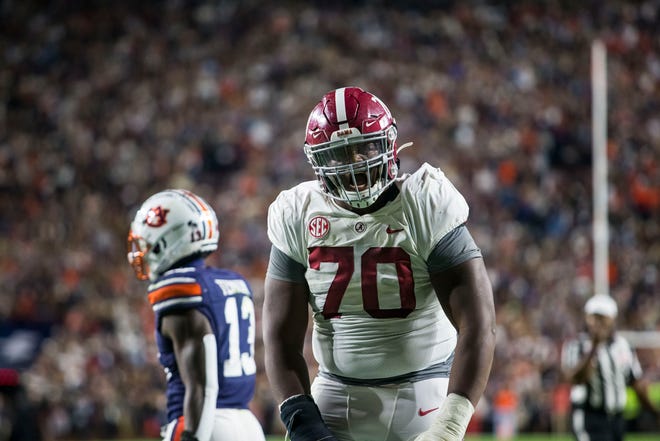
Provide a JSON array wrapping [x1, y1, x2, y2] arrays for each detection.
[[148, 258, 256, 422]]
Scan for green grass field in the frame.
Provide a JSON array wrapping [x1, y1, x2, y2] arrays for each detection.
[[107, 434, 659, 441], [460, 436, 660, 441], [264, 435, 660, 441], [454, 436, 660, 441]]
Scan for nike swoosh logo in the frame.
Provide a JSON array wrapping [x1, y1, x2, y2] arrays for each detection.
[[365, 119, 379, 128], [418, 407, 439, 416], [386, 226, 404, 234]]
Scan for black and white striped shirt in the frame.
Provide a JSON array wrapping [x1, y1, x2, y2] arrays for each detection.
[[561, 333, 643, 414]]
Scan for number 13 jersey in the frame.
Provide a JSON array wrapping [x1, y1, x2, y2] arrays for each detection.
[[267, 163, 471, 380], [148, 259, 257, 422]]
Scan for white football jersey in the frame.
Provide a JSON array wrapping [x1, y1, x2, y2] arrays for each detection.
[[267, 163, 470, 379]]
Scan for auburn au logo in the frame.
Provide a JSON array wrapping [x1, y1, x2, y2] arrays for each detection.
[[144, 206, 169, 227]]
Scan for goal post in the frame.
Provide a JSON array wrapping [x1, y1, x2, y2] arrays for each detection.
[[591, 42, 660, 353], [591, 39, 609, 298]]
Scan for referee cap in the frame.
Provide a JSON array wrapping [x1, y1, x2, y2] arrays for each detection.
[[584, 294, 618, 318]]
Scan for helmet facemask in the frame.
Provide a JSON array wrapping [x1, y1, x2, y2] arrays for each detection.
[[127, 225, 189, 281], [127, 231, 151, 281], [306, 125, 398, 209]]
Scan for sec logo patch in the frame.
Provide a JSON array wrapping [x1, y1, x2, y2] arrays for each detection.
[[309, 216, 330, 238]]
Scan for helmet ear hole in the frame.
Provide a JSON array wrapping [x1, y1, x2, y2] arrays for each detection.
[[152, 243, 161, 254]]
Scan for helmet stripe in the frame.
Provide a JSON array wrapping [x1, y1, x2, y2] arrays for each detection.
[[334, 87, 349, 130], [178, 189, 209, 213], [173, 189, 215, 239]]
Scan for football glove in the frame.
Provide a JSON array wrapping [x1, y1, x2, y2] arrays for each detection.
[[180, 430, 199, 441], [279, 394, 338, 441]]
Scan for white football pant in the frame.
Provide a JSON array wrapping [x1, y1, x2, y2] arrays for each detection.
[[161, 408, 266, 441], [311, 375, 450, 441]]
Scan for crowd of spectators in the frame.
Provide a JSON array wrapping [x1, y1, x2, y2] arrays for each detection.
[[1, 0, 658, 439]]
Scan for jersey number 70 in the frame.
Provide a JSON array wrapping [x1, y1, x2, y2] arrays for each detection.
[[309, 246, 416, 319]]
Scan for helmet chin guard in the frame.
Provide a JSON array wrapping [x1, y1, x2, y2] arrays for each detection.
[[304, 87, 399, 208], [324, 151, 399, 209]]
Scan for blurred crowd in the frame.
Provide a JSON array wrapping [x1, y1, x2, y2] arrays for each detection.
[[1, 0, 658, 439]]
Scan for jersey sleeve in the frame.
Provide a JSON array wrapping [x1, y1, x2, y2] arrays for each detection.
[[427, 224, 482, 273], [267, 187, 307, 265], [623, 337, 644, 385], [147, 275, 203, 315], [400, 163, 470, 260], [266, 245, 308, 283]]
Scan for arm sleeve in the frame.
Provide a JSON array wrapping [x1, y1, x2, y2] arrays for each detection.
[[195, 334, 219, 441], [266, 245, 307, 283], [427, 225, 482, 274]]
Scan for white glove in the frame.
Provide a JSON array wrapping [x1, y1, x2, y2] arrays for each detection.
[[414, 393, 474, 441]]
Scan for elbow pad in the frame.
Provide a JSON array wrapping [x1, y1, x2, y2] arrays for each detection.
[[279, 394, 337, 441]]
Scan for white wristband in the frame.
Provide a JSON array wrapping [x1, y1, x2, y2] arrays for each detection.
[[415, 393, 475, 441]]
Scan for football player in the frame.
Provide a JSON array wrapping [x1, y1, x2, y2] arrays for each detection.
[[263, 87, 496, 441], [127, 189, 265, 441]]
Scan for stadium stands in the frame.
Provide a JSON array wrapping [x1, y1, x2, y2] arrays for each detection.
[[1, 1, 658, 438]]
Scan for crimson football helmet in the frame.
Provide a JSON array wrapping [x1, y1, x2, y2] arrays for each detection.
[[304, 87, 399, 208], [127, 189, 219, 281]]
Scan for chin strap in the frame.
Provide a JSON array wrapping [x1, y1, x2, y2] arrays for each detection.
[[397, 141, 414, 153], [194, 334, 219, 441], [414, 393, 475, 441]]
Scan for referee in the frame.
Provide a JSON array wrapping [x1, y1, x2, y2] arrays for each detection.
[[561, 294, 660, 441]]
